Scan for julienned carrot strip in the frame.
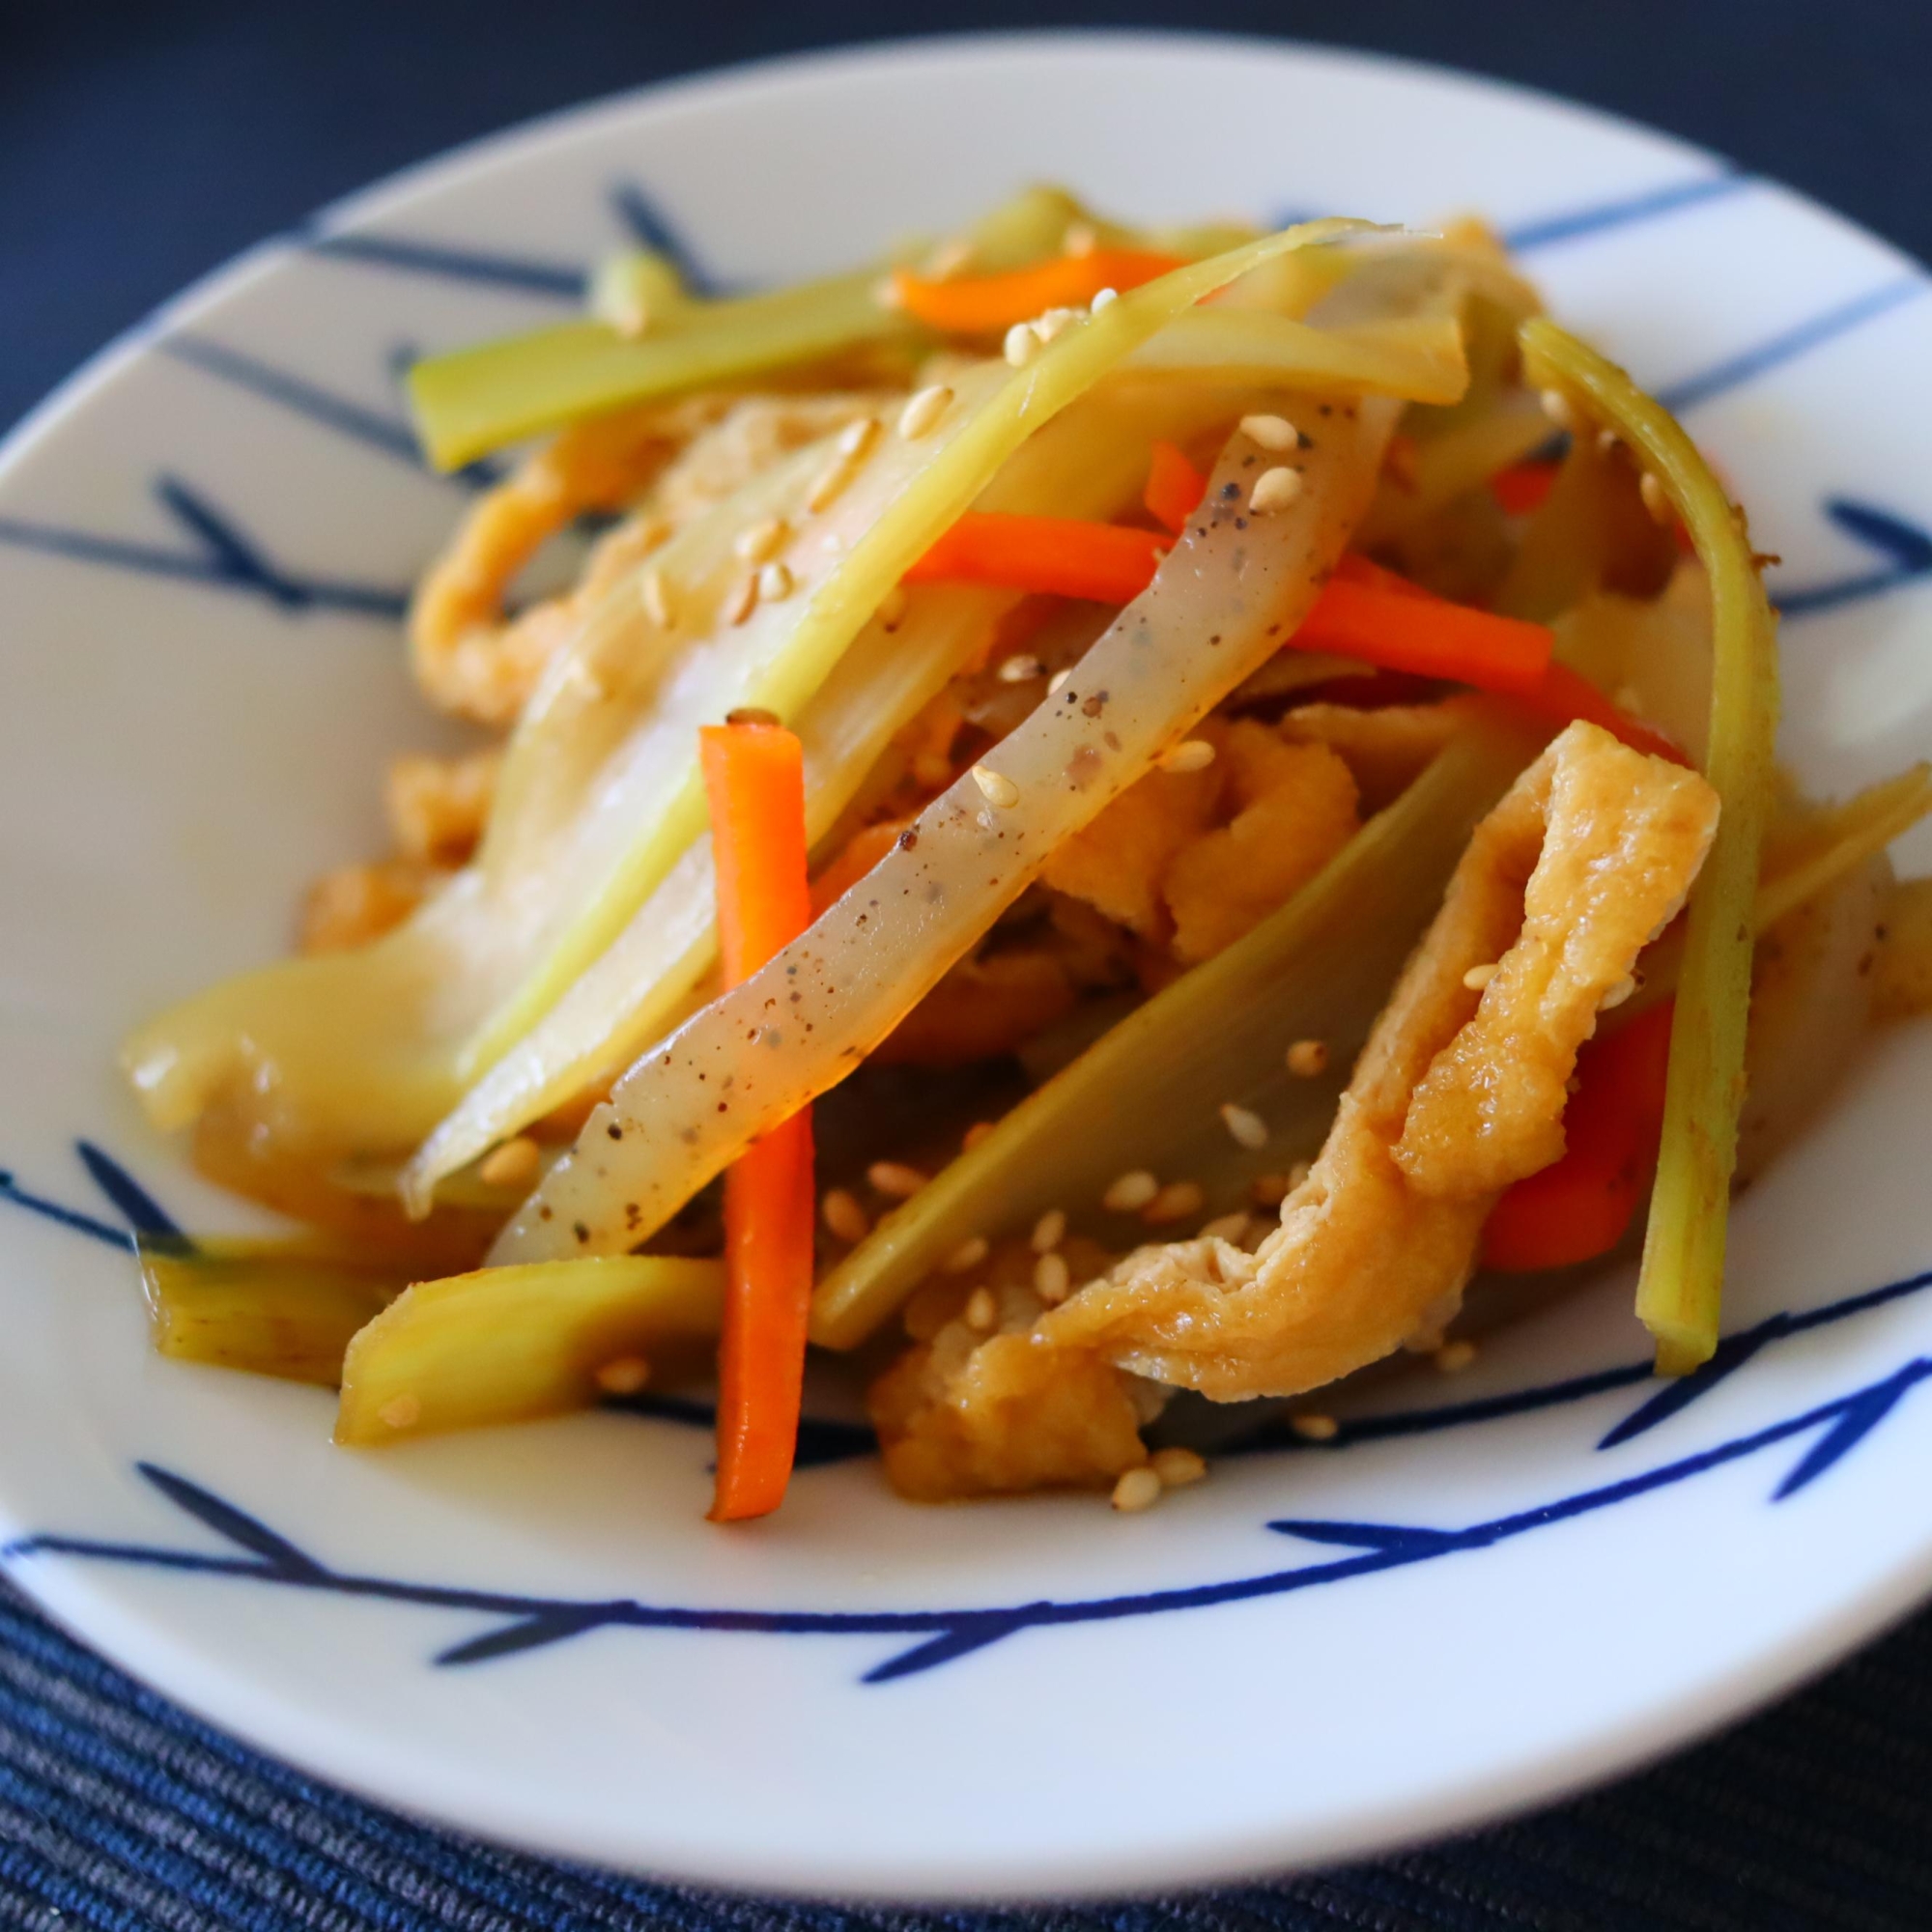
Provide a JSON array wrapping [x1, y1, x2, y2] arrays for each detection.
[[1481, 1002, 1676, 1273], [1293, 578, 1553, 696], [1510, 661, 1690, 765], [903, 513, 1172, 604], [698, 721, 815, 1522], [1491, 461, 1560, 516], [1144, 441, 1208, 534], [889, 248, 1187, 334]]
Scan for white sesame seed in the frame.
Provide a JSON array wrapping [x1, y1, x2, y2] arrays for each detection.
[[1435, 1339, 1479, 1375], [1063, 220, 1099, 258], [1151, 1446, 1208, 1489], [380, 1393, 421, 1431], [1601, 974, 1637, 1010], [1103, 1169, 1161, 1213], [1004, 321, 1040, 367], [867, 1160, 927, 1200], [971, 763, 1021, 809], [1201, 1210, 1252, 1244], [478, 1135, 541, 1188], [821, 1188, 870, 1243], [1463, 962, 1497, 992], [1249, 467, 1305, 514], [897, 384, 953, 440], [1089, 286, 1119, 314], [1032, 305, 1081, 344], [1540, 387, 1577, 429], [806, 457, 855, 514], [1286, 1038, 1328, 1078], [997, 652, 1045, 684], [1112, 1466, 1164, 1512], [722, 573, 758, 626], [1143, 1179, 1206, 1226], [1031, 1208, 1067, 1254], [1047, 668, 1071, 696], [877, 585, 908, 630], [944, 1235, 989, 1274], [1240, 412, 1299, 451], [1289, 1412, 1339, 1442], [837, 417, 880, 460], [640, 569, 674, 629], [962, 1121, 995, 1151], [757, 561, 794, 603], [1639, 470, 1673, 525], [1158, 738, 1217, 775], [1034, 1251, 1071, 1302], [734, 516, 788, 564], [595, 1354, 651, 1395], [964, 1286, 998, 1332], [1250, 1172, 1291, 1208], [1219, 1102, 1268, 1151]]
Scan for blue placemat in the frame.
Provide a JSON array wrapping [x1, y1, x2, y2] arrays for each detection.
[[6, 2, 1932, 1921]]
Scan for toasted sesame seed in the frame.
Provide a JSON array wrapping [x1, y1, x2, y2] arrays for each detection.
[[380, 1393, 421, 1431], [1047, 668, 1072, 696], [1063, 220, 1099, 257], [972, 763, 1021, 809], [722, 573, 758, 626], [1220, 1101, 1268, 1151], [877, 585, 908, 630], [1112, 1466, 1164, 1512], [1158, 738, 1217, 775], [1286, 1038, 1328, 1078], [1289, 1159, 1313, 1189], [838, 417, 880, 461], [962, 1120, 995, 1151], [1289, 1412, 1338, 1441], [944, 1235, 990, 1273], [1089, 286, 1119, 314], [997, 652, 1045, 684], [1033, 305, 1081, 344], [1151, 1446, 1208, 1489], [1031, 1208, 1067, 1253], [734, 516, 789, 564], [1144, 1179, 1206, 1226], [1034, 1251, 1071, 1302], [897, 384, 953, 440], [1463, 962, 1497, 992], [757, 560, 794, 603], [1004, 321, 1040, 367], [724, 706, 781, 727], [1596, 426, 1621, 454], [1240, 412, 1299, 451], [868, 1160, 927, 1199], [1103, 1169, 1160, 1212], [1435, 1339, 1479, 1375], [965, 1286, 998, 1332], [1249, 467, 1305, 514], [595, 1355, 651, 1395], [640, 569, 674, 629], [1251, 1172, 1291, 1207], [807, 457, 856, 513], [1201, 1210, 1252, 1244], [1540, 387, 1576, 429], [1639, 470, 1673, 524], [1601, 974, 1637, 1010], [822, 1187, 870, 1242], [478, 1135, 541, 1188]]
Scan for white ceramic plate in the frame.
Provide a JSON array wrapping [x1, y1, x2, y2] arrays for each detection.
[[4, 29, 1932, 1903]]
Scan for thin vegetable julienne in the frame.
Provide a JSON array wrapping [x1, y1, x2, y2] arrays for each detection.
[[699, 721, 816, 1520], [1144, 440, 1209, 534], [1520, 319, 1779, 1376], [890, 248, 1186, 333]]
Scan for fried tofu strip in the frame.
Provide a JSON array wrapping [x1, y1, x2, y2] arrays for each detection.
[[869, 721, 1719, 1496]]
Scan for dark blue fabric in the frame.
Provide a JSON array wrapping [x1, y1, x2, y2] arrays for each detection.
[[4, 3, 1932, 1921]]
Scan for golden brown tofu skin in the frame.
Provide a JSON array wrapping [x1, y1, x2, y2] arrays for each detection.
[[868, 721, 1719, 1497]]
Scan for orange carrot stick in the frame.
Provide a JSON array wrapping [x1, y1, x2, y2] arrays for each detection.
[[902, 513, 1172, 604], [699, 720, 816, 1522], [1490, 460, 1561, 516], [889, 248, 1186, 334], [1481, 1001, 1676, 1273], [1144, 440, 1209, 535], [1292, 578, 1553, 696]]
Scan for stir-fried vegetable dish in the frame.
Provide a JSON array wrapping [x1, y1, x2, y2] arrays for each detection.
[[125, 187, 1932, 1517]]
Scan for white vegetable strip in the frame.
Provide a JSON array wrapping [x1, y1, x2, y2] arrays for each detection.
[[494, 390, 1399, 1262]]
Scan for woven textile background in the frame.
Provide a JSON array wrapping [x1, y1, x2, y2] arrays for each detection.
[[5, 2, 1932, 1924]]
